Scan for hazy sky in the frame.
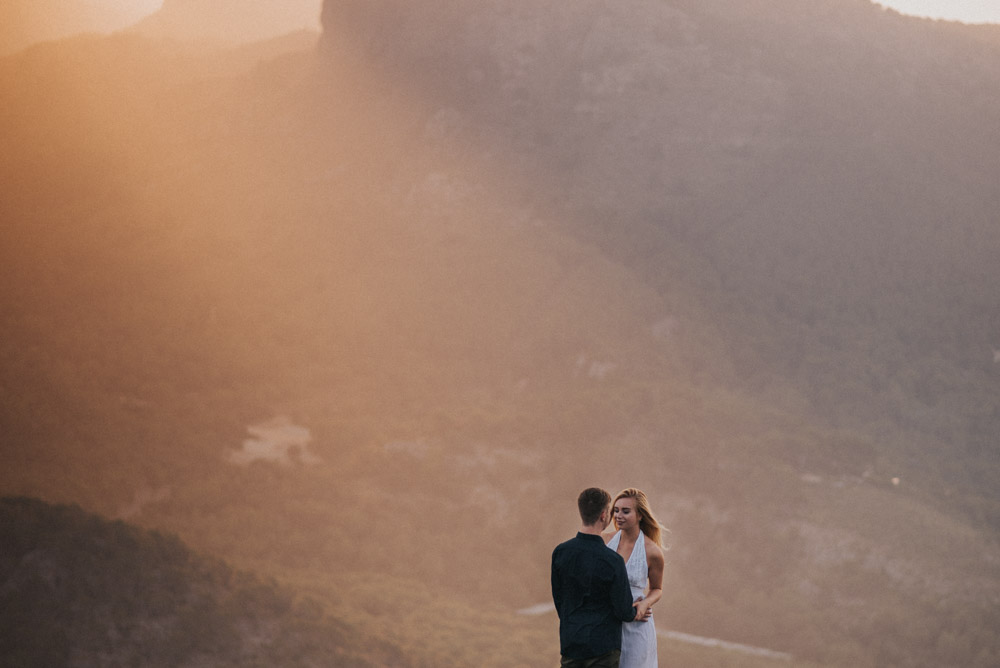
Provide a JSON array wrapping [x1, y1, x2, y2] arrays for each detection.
[[110, 0, 163, 25], [125, 0, 162, 14], [103, 1, 1000, 32], [876, 0, 1000, 23]]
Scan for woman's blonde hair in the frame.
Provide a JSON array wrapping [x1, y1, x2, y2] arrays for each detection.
[[613, 487, 667, 548]]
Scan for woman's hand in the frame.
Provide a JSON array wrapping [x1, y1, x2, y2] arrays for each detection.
[[633, 597, 653, 622]]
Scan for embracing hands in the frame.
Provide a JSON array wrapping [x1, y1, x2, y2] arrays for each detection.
[[632, 596, 653, 622]]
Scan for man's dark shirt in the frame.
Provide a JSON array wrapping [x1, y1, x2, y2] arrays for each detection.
[[551, 532, 637, 659]]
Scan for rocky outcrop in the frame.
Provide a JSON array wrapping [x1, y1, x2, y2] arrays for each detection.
[[0, 0, 152, 55], [132, 0, 321, 44]]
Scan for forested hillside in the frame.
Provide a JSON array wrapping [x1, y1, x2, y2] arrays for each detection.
[[320, 0, 1000, 506], [1, 1, 998, 666]]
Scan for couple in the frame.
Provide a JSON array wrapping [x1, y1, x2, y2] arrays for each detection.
[[551, 487, 666, 668]]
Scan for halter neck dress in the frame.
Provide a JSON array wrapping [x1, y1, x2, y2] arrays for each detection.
[[607, 530, 658, 668]]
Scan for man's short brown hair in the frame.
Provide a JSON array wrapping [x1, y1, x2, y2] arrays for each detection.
[[577, 487, 612, 525]]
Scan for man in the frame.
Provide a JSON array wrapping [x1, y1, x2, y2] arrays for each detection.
[[551, 487, 646, 668]]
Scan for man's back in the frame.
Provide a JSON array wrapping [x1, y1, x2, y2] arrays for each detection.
[[551, 532, 636, 660]]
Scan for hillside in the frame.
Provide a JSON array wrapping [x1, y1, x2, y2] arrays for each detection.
[[0, 496, 407, 667], [0, 1, 998, 666]]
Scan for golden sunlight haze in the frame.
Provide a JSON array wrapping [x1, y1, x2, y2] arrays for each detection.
[[0, 0, 324, 56], [2, 0, 999, 665]]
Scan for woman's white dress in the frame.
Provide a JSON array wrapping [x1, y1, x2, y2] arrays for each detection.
[[607, 530, 658, 668]]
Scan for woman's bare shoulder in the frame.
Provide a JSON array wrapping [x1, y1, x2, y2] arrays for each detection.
[[645, 534, 665, 562]]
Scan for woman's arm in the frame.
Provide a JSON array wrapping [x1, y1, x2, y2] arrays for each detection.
[[635, 537, 664, 618]]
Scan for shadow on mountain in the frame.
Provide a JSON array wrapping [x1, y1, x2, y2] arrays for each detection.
[[0, 496, 408, 667]]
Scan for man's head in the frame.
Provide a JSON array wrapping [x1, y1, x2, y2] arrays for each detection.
[[577, 487, 612, 528]]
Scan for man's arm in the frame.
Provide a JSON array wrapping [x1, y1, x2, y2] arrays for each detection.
[[551, 548, 563, 614], [609, 558, 638, 623]]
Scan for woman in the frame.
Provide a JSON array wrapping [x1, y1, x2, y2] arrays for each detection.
[[605, 488, 666, 668]]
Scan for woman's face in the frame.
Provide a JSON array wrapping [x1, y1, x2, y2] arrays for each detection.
[[613, 497, 639, 532]]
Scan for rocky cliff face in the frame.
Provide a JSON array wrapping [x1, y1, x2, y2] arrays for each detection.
[[317, 0, 778, 210], [317, 0, 1000, 223]]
